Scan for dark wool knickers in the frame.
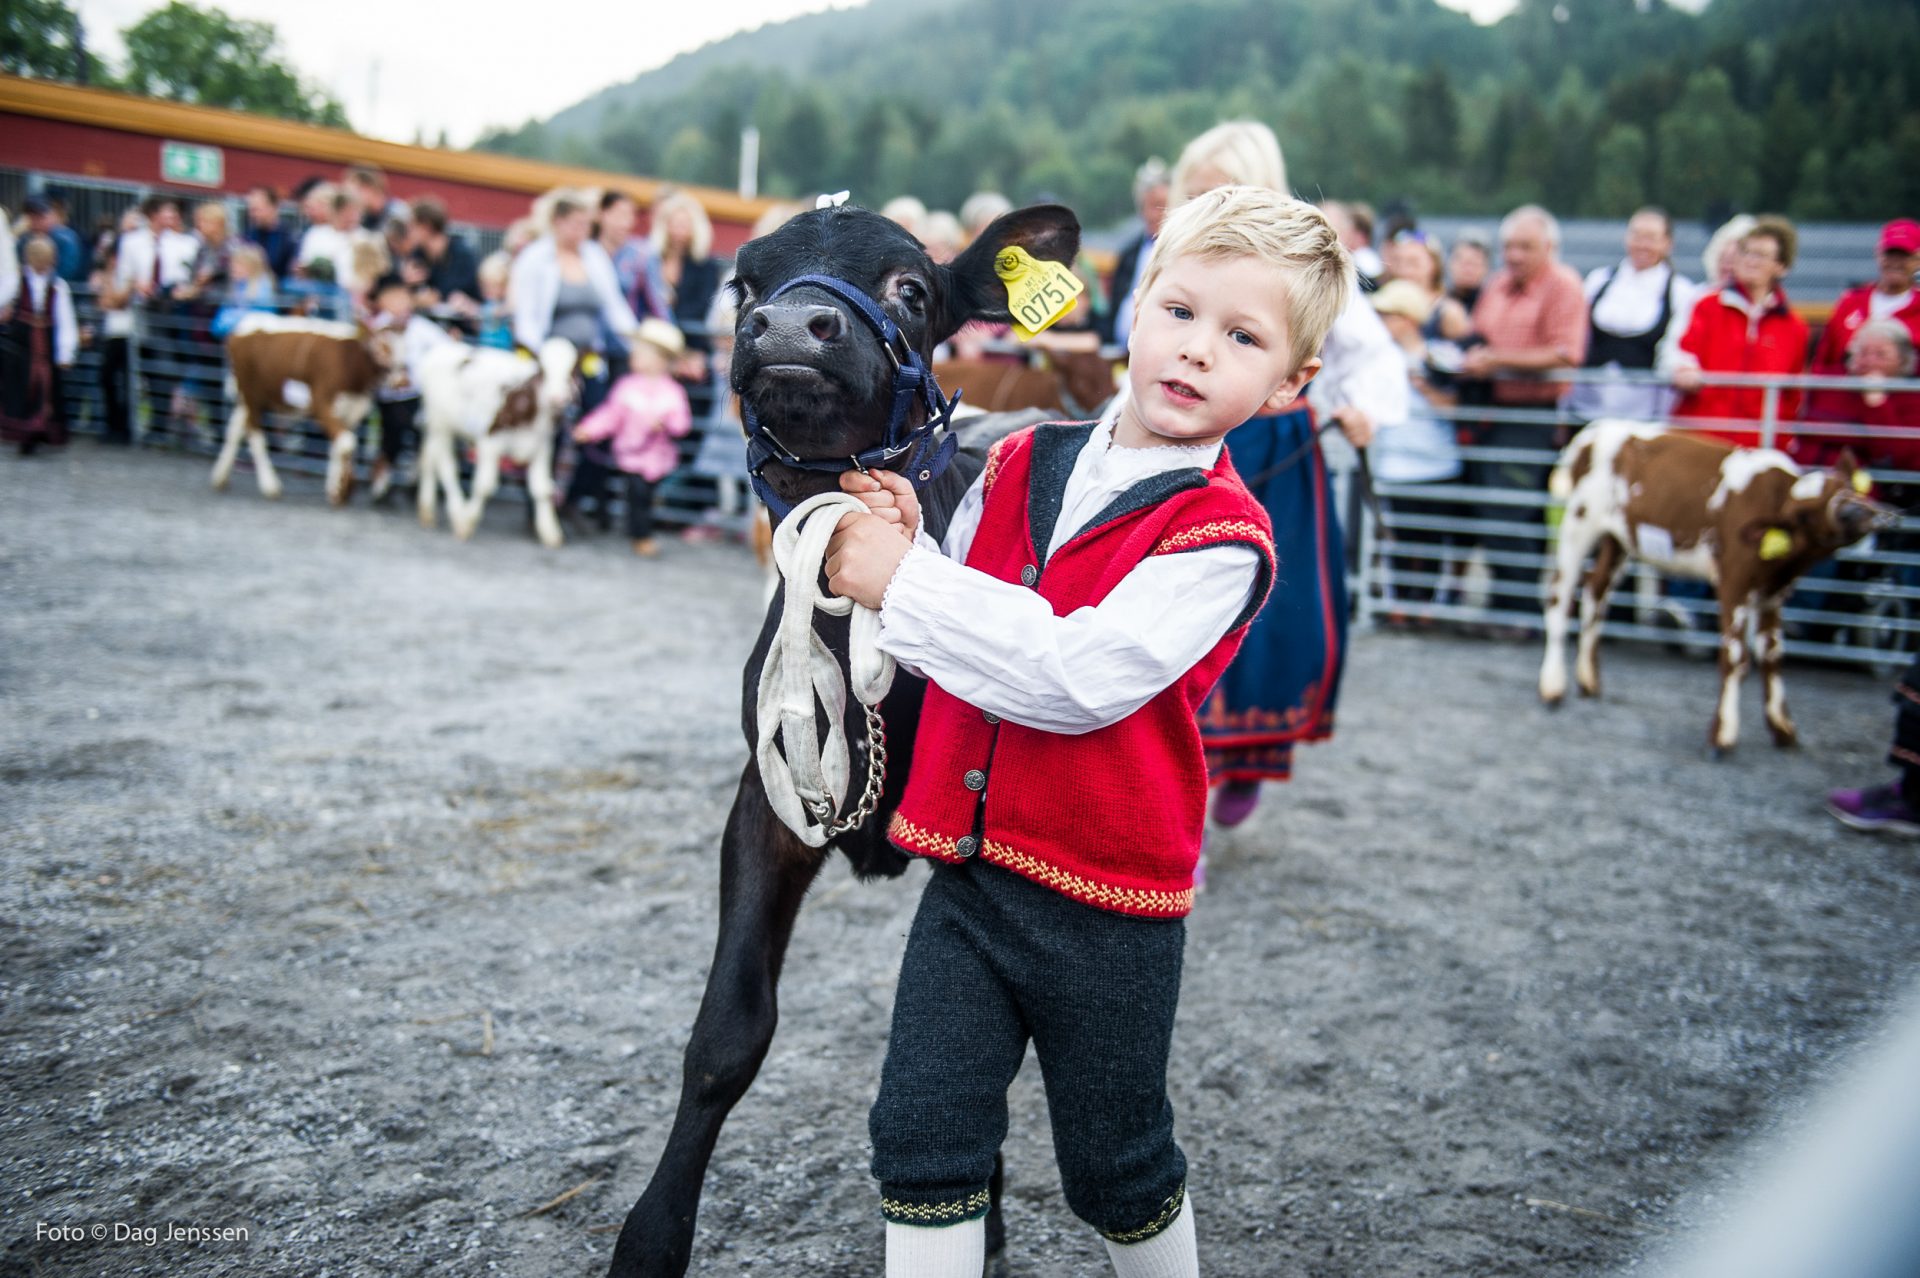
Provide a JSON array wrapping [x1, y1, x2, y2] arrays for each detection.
[[870, 858, 1188, 1241]]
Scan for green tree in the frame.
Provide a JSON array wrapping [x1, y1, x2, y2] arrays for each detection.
[[601, 105, 663, 176], [118, 2, 347, 127], [1830, 141, 1900, 219], [1403, 64, 1462, 172], [761, 84, 840, 196], [1788, 149, 1840, 221], [659, 126, 716, 187], [1653, 68, 1759, 216], [1543, 69, 1599, 213], [1756, 82, 1813, 209], [1591, 123, 1648, 215], [2, 0, 104, 81]]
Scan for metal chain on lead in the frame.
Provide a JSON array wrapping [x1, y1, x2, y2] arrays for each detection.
[[822, 701, 888, 837]]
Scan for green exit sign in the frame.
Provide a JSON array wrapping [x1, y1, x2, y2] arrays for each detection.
[[160, 141, 224, 187]]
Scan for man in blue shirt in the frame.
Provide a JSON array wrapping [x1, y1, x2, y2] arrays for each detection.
[[19, 197, 87, 284], [242, 186, 297, 282]]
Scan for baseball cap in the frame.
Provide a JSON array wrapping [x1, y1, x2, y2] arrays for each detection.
[[22, 195, 51, 215], [1880, 219, 1920, 254]]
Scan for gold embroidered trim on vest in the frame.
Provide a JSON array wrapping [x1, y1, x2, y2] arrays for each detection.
[[880, 1187, 992, 1224], [981, 434, 1012, 496], [889, 814, 1195, 916], [1150, 519, 1275, 559], [1100, 1183, 1187, 1243]]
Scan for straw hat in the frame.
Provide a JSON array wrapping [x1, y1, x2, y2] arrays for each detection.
[[1370, 278, 1434, 323], [634, 317, 686, 358]]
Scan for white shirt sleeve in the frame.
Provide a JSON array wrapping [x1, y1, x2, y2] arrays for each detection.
[[1311, 286, 1410, 427], [54, 280, 78, 366], [1655, 274, 1700, 376], [937, 469, 988, 563], [876, 538, 1262, 735]]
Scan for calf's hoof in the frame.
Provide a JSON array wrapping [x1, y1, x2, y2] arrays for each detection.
[[1703, 742, 1732, 762], [261, 483, 283, 501], [1770, 727, 1801, 749]]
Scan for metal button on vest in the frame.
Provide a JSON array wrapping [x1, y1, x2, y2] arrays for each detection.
[[963, 769, 986, 792], [983, 711, 1000, 725], [1020, 564, 1038, 587], [955, 835, 978, 858]]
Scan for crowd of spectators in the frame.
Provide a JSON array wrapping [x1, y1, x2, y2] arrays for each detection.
[[5, 158, 1919, 528]]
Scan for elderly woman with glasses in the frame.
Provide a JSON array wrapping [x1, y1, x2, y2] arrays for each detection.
[[1663, 216, 1810, 451]]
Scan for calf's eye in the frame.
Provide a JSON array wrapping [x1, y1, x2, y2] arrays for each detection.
[[897, 280, 926, 309]]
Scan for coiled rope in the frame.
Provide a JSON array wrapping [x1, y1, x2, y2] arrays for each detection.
[[755, 492, 896, 847]]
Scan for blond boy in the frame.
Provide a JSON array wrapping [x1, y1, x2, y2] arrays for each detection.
[[823, 187, 1353, 1278]]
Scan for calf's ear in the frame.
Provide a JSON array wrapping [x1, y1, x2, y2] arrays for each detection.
[[937, 204, 1081, 340]]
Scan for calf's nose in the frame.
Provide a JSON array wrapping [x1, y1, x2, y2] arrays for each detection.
[[747, 303, 846, 347]]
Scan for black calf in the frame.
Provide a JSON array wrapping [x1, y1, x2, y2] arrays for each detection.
[[608, 202, 1080, 1278]]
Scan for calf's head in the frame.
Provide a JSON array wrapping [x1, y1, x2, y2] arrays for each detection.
[[362, 328, 411, 395], [729, 202, 1079, 509], [537, 338, 580, 416], [1748, 452, 1901, 563]]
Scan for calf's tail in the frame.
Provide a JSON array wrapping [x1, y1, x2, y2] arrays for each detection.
[[1547, 432, 1592, 502]]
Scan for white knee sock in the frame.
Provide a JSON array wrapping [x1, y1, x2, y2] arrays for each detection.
[[1104, 1190, 1198, 1278], [885, 1218, 986, 1278]]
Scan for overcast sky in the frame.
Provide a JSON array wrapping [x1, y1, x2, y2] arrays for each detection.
[[75, 0, 1523, 148]]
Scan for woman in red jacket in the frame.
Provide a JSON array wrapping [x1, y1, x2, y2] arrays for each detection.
[[1665, 216, 1810, 451]]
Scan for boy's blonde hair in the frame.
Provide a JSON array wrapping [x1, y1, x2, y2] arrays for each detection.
[[230, 243, 268, 278], [478, 250, 511, 291], [1136, 184, 1354, 374]]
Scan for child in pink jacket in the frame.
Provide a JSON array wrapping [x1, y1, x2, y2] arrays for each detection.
[[573, 317, 693, 557]]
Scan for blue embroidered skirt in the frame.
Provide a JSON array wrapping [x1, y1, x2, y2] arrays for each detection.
[[1201, 405, 1348, 782]]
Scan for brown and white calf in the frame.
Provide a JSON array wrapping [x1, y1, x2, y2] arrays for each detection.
[[1540, 419, 1897, 753], [211, 315, 403, 504], [932, 350, 1116, 417], [414, 338, 577, 548]]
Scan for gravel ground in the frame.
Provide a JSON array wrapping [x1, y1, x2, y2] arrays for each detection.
[[4, 442, 1918, 1278]]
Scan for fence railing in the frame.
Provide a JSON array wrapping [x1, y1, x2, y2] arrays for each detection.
[[43, 296, 1920, 671], [1346, 364, 1920, 674], [55, 284, 750, 535]]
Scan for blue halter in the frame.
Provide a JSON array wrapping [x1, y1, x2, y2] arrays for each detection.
[[738, 273, 963, 519]]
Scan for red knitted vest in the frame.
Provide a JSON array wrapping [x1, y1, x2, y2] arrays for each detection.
[[888, 422, 1276, 918]]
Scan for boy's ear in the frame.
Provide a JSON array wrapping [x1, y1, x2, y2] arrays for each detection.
[[936, 204, 1080, 342], [1260, 356, 1320, 416]]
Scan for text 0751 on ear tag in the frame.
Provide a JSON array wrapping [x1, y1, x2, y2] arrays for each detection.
[[994, 246, 1084, 341]]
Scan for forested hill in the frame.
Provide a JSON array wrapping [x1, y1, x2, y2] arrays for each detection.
[[477, 0, 1920, 226]]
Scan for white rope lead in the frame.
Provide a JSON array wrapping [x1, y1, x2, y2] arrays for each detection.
[[756, 492, 896, 847]]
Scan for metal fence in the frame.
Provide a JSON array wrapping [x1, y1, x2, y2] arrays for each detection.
[[1346, 366, 1920, 674], [42, 293, 1920, 671], [56, 284, 752, 536]]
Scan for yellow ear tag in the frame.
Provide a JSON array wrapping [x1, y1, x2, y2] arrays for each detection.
[[514, 348, 536, 364], [994, 246, 1084, 341], [1759, 528, 1793, 560], [1852, 469, 1873, 494], [580, 351, 606, 379]]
